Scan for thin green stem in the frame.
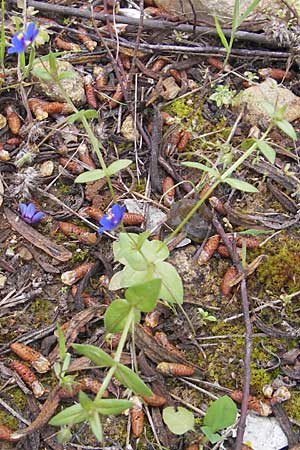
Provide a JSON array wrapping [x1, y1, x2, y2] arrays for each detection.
[[166, 125, 273, 243], [95, 309, 135, 400], [80, 115, 116, 202]]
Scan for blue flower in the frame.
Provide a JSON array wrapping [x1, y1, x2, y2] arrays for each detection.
[[24, 23, 39, 44], [7, 32, 26, 54], [7, 23, 39, 55], [98, 204, 124, 233], [19, 203, 45, 225]]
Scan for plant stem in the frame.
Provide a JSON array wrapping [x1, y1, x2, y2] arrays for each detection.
[[80, 115, 116, 202], [96, 309, 134, 400], [165, 125, 272, 243]]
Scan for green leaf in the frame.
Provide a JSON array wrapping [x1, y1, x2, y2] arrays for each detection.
[[75, 169, 106, 183], [72, 344, 115, 368], [238, 229, 272, 236], [113, 233, 148, 270], [106, 159, 132, 176], [31, 68, 52, 80], [113, 233, 169, 271], [163, 406, 195, 435], [224, 177, 258, 192], [142, 240, 169, 264], [238, 0, 261, 26], [56, 427, 72, 444], [93, 398, 133, 415], [56, 324, 66, 361], [203, 395, 237, 433], [48, 51, 58, 75], [109, 266, 152, 291], [89, 412, 103, 442], [276, 119, 297, 140], [261, 101, 275, 118], [201, 426, 222, 444], [83, 109, 98, 120], [256, 140, 276, 164], [115, 364, 153, 396], [154, 261, 183, 304], [125, 279, 161, 312], [182, 161, 219, 177], [67, 112, 82, 124], [136, 231, 151, 248], [58, 71, 75, 81], [104, 299, 140, 333], [79, 391, 94, 411], [214, 15, 229, 51], [240, 138, 256, 150], [49, 404, 87, 426]]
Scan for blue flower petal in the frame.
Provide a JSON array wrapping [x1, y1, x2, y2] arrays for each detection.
[[7, 33, 26, 54], [26, 203, 37, 219], [99, 215, 115, 231], [19, 203, 28, 216], [110, 204, 125, 222], [25, 23, 39, 43], [32, 211, 45, 223]]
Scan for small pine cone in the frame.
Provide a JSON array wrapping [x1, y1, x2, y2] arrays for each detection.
[[197, 235, 220, 265], [156, 362, 195, 377]]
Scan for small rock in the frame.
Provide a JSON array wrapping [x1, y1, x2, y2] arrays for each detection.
[[121, 115, 139, 141], [32, 61, 86, 106], [40, 160, 54, 177], [124, 199, 167, 231], [0, 274, 7, 289], [18, 246, 33, 261], [0, 113, 7, 129], [167, 199, 213, 243], [161, 77, 181, 100], [233, 78, 300, 125], [243, 412, 288, 450]]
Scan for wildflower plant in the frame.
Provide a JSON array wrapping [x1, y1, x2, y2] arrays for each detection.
[[98, 204, 125, 233], [4, 4, 298, 444], [19, 202, 45, 224]]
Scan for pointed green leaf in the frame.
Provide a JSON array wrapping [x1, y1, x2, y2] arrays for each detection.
[[276, 120, 297, 140], [49, 404, 87, 426], [261, 101, 275, 118], [163, 406, 195, 435], [214, 15, 229, 51], [31, 68, 52, 80], [83, 110, 99, 120], [224, 177, 258, 192], [75, 169, 106, 183], [203, 395, 237, 433], [238, 0, 261, 25], [104, 299, 140, 333], [72, 344, 115, 367], [106, 159, 132, 176], [58, 71, 75, 81], [154, 261, 183, 304], [256, 140, 276, 164], [67, 112, 82, 124], [79, 391, 94, 411], [94, 398, 133, 415], [182, 161, 219, 177], [115, 364, 152, 396], [89, 412, 103, 442], [125, 279, 161, 312]]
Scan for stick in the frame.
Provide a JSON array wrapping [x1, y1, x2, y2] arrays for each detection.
[[6, 0, 287, 48], [212, 218, 252, 450]]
